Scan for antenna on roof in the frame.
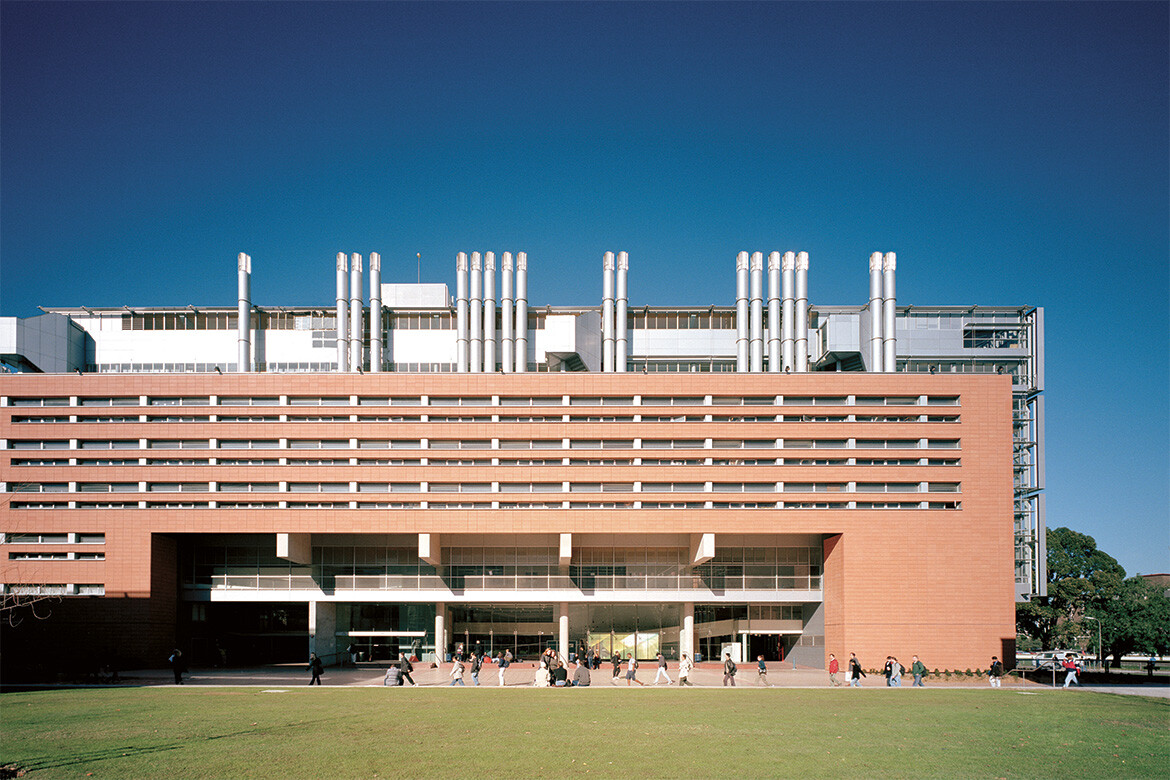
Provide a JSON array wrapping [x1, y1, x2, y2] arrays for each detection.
[[417, 253, 421, 284]]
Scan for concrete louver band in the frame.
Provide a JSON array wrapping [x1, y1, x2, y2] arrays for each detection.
[[501, 253, 514, 373], [735, 251, 749, 372], [350, 253, 363, 372], [336, 253, 349, 372], [795, 251, 809, 372], [483, 252, 496, 372], [615, 251, 628, 373], [469, 252, 482, 373], [515, 252, 527, 372], [602, 252, 615, 372], [749, 251, 764, 372], [455, 252, 469, 372], [869, 252, 883, 372], [237, 253, 251, 372], [882, 252, 897, 372], [781, 251, 795, 372], [369, 252, 382, 372], [767, 252, 781, 372]]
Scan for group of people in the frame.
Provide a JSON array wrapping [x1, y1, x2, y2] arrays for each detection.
[[827, 653, 1010, 688]]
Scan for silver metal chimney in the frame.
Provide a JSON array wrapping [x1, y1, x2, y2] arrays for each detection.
[[456, 252, 468, 372], [501, 252, 514, 373], [767, 251, 781, 372], [350, 253, 363, 371], [237, 252, 251, 372], [735, 251, 749, 372], [369, 252, 382, 372], [869, 252, 883, 372], [336, 252, 349, 372], [469, 251, 482, 373], [515, 252, 528, 372], [749, 251, 764, 372], [795, 251, 809, 372], [483, 252, 496, 372], [781, 251, 795, 372], [616, 251, 629, 373], [882, 252, 897, 372], [602, 251, 615, 372]]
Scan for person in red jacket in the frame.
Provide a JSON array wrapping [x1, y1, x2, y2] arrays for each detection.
[[828, 653, 842, 687], [1061, 654, 1080, 688]]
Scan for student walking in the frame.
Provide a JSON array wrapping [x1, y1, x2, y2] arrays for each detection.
[[848, 653, 866, 687], [449, 658, 466, 686], [469, 652, 482, 686], [1062, 654, 1080, 688], [890, 657, 903, 687], [678, 653, 695, 686], [989, 656, 1004, 688], [626, 654, 644, 686], [653, 652, 673, 685], [308, 652, 323, 685], [756, 655, 771, 686], [828, 653, 842, 687], [399, 652, 417, 686], [723, 653, 737, 686], [911, 655, 927, 687], [497, 650, 509, 687], [612, 653, 623, 684]]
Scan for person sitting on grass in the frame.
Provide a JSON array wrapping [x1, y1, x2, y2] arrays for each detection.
[[571, 659, 591, 687], [552, 661, 569, 687]]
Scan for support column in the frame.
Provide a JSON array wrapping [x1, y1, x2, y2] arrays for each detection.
[[435, 603, 447, 664], [559, 602, 569, 663], [310, 601, 338, 666], [682, 602, 695, 660]]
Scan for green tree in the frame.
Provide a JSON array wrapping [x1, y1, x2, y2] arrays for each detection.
[[1089, 577, 1170, 667], [1016, 527, 1125, 649]]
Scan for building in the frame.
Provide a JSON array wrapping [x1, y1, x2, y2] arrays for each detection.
[[0, 250, 1042, 675]]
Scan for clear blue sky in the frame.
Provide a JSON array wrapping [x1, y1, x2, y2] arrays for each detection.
[[2, 2, 1167, 575]]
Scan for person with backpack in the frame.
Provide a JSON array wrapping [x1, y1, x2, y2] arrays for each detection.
[[399, 652, 416, 686], [989, 656, 1004, 688], [911, 655, 927, 687], [626, 653, 644, 686], [307, 652, 323, 685], [469, 652, 482, 686], [654, 652, 673, 685], [848, 653, 866, 687], [723, 652, 737, 686]]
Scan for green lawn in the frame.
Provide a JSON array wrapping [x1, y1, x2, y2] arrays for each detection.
[[1, 688, 1166, 779]]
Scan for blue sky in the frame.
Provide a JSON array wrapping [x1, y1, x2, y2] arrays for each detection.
[[2, 2, 1167, 575]]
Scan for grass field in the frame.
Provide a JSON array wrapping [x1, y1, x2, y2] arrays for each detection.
[[1, 688, 1166, 779]]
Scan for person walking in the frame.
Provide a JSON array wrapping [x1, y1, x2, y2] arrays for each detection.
[[449, 658, 466, 686], [756, 655, 771, 686], [612, 652, 623, 684], [989, 656, 1004, 688], [678, 653, 695, 686], [828, 653, 842, 687], [883, 656, 894, 687], [399, 652, 417, 687], [496, 650, 509, 687], [890, 657, 903, 687], [626, 654, 644, 686], [848, 653, 866, 687], [168, 649, 186, 685], [347, 643, 358, 666], [723, 652, 737, 686], [469, 652, 482, 686], [308, 652, 323, 685], [1061, 654, 1080, 688], [911, 655, 927, 687], [654, 652, 673, 685]]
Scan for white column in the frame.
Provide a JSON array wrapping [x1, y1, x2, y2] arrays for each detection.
[[483, 252, 496, 372], [616, 251, 629, 372], [456, 252, 469, 372], [869, 252, 884, 372], [749, 251, 764, 372], [882, 252, 897, 372], [469, 251, 482, 373], [335, 252, 349, 372], [781, 251, 795, 372], [602, 251, 615, 372], [310, 601, 338, 665], [515, 252, 528, 372], [767, 252, 781, 372], [435, 605, 446, 664], [369, 252, 382, 372], [501, 252, 514, 373], [350, 253, 363, 371], [682, 602, 695, 659], [237, 253, 251, 372], [795, 251, 809, 372], [559, 602, 569, 662], [735, 251, 749, 372]]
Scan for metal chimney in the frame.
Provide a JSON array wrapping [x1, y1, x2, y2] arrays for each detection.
[[882, 252, 897, 372], [602, 252, 615, 372], [456, 252, 469, 372], [369, 252, 382, 372], [237, 252, 251, 372], [616, 251, 629, 373], [501, 252, 514, 373], [350, 253, 363, 371], [336, 252, 349, 372], [795, 251, 809, 372], [767, 251, 781, 372], [869, 252, 883, 372], [469, 251, 482, 373], [735, 251, 749, 372], [781, 251, 795, 372], [750, 251, 764, 372], [515, 252, 528, 372], [483, 252, 496, 372]]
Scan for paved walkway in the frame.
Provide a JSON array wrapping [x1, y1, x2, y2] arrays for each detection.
[[33, 662, 1169, 697]]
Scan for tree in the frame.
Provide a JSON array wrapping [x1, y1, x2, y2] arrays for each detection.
[[1090, 577, 1170, 666], [1016, 527, 1125, 649]]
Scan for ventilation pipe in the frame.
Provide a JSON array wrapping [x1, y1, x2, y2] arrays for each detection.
[[501, 252, 514, 373], [602, 252, 615, 372], [350, 253, 363, 371], [735, 251, 749, 372], [882, 252, 897, 372], [794, 251, 809, 372], [368, 253, 382, 372], [749, 251, 764, 372], [336, 253, 349, 372], [767, 251, 781, 372], [869, 252, 883, 372], [616, 251, 629, 373], [514, 252, 528, 372], [237, 252, 251, 372], [469, 252, 482, 373], [483, 252, 496, 372], [781, 251, 796, 372], [456, 252, 469, 372]]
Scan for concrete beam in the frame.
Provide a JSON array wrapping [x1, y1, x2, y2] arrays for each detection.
[[419, 533, 441, 567], [559, 533, 572, 568], [690, 532, 715, 565], [276, 533, 311, 564]]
